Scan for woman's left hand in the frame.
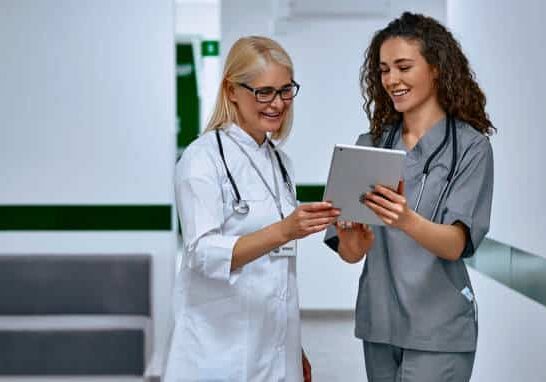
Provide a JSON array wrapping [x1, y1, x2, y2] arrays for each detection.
[[302, 349, 312, 382], [363, 181, 414, 230]]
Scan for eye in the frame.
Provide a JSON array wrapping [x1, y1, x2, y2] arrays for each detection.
[[256, 87, 275, 96], [399, 66, 411, 72], [280, 85, 294, 96], [379, 67, 389, 74]]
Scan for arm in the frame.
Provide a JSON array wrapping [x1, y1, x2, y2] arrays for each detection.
[[365, 183, 467, 261], [231, 202, 339, 270], [365, 137, 494, 261]]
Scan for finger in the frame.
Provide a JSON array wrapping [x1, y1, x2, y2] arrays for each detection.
[[362, 224, 373, 234], [366, 192, 400, 212], [365, 200, 398, 223], [336, 220, 349, 229], [397, 180, 405, 195], [306, 223, 333, 234], [336, 220, 358, 231], [305, 216, 338, 227], [300, 202, 335, 212], [375, 185, 406, 204], [305, 209, 341, 219]]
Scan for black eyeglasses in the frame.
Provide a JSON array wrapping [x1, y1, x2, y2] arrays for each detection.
[[238, 81, 300, 103]]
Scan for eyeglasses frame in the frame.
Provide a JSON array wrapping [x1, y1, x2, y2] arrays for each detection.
[[237, 81, 301, 103]]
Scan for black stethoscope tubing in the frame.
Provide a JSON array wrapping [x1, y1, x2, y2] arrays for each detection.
[[383, 115, 458, 221], [215, 128, 293, 216]]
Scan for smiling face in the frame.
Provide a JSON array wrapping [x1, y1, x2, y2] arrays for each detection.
[[379, 37, 439, 116], [228, 62, 293, 144]]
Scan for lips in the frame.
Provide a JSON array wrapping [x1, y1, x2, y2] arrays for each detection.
[[392, 89, 410, 97], [261, 111, 282, 120]]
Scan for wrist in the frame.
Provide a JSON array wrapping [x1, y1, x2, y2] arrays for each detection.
[[275, 220, 293, 243], [401, 209, 421, 235]]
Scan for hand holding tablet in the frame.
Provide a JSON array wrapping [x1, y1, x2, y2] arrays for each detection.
[[323, 144, 406, 226]]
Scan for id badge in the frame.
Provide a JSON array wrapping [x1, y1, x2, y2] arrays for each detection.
[[270, 240, 297, 257]]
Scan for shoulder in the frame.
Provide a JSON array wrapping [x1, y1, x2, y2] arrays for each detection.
[[176, 131, 221, 180], [355, 132, 373, 147], [355, 126, 395, 148], [456, 120, 493, 166], [455, 119, 493, 158]]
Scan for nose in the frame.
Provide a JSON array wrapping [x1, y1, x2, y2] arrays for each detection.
[[383, 70, 400, 89], [270, 92, 284, 108]]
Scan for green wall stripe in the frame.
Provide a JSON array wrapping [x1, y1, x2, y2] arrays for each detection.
[[296, 185, 325, 202], [0, 206, 171, 231]]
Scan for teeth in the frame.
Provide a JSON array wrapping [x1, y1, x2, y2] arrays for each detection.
[[263, 112, 280, 117], [392, 89, 409, 96]]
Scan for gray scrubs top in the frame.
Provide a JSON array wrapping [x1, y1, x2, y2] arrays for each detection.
[[325, 117, 494, 352]]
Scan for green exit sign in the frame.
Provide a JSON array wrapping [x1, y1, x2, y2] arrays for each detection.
[[201, 40, 219, 57]]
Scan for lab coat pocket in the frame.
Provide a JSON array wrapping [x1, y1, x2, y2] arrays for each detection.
[[221, 181, 266, 220], [184, 295, 245, 380]]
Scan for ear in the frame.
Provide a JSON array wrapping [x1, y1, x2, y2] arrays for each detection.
[[432, 65, 440, 80], [226, 81, 238, 103]]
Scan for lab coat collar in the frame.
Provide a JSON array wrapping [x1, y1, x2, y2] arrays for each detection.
[[224, 124, 268, 151]]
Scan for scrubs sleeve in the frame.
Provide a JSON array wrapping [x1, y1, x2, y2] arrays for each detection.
[[323, 132, 372, 253], [175, 144, 241, 284], [442, 137, 494, 258]]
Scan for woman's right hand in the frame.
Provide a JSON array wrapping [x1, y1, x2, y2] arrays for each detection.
[[279, 202, 340, 241], [335, 221, 375, 263]]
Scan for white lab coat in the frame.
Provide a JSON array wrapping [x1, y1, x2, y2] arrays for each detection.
[[164, 124, 303, 382]]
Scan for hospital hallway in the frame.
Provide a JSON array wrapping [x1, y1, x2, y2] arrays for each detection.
[[2, 0, 546, 381]]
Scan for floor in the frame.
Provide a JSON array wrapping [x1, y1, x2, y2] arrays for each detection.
[[301, 310, 366, 382]]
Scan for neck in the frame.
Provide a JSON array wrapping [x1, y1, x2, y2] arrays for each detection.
[[402, 98, 445, 141], [239, 123, 266, 145]]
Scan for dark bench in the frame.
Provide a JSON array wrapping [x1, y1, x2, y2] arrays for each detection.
[[0, 254, 151, 378]]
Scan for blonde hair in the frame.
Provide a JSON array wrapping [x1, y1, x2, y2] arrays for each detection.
[[205, 36, 295, 142]]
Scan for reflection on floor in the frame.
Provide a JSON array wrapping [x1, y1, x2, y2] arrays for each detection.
[[301, 310, 366, 382]]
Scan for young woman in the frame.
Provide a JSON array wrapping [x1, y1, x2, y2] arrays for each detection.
[[325, 12, 495, 381], [165, 36, 338, 382]]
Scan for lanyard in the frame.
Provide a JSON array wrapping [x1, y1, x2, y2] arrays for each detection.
[[223, 131, 289, 219]]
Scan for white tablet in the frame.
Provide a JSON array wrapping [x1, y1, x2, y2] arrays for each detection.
[[323, 144, 406, 226]]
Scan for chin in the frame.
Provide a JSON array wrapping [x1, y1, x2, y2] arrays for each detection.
[[261, 121, 283, 133], [393, 103, 413, 114]]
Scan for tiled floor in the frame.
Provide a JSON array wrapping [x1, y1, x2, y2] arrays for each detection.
[[301, 310, 366, 382]]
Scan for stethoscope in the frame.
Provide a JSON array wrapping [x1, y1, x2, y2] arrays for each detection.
[[215, 128, 295, 217], [383, 115, 458, 221]]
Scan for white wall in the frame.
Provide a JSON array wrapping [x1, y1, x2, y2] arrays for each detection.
[[0, 0, 176, 355], [447, 0, 546, 258], [221, 0, 446, 309], [447, 2, 546, 379]]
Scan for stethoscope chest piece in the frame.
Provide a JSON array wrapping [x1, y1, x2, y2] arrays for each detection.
[[232, 199, 250, 215]]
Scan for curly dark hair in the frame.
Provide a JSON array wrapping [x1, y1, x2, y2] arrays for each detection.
[[361, 12, 495, 145]]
